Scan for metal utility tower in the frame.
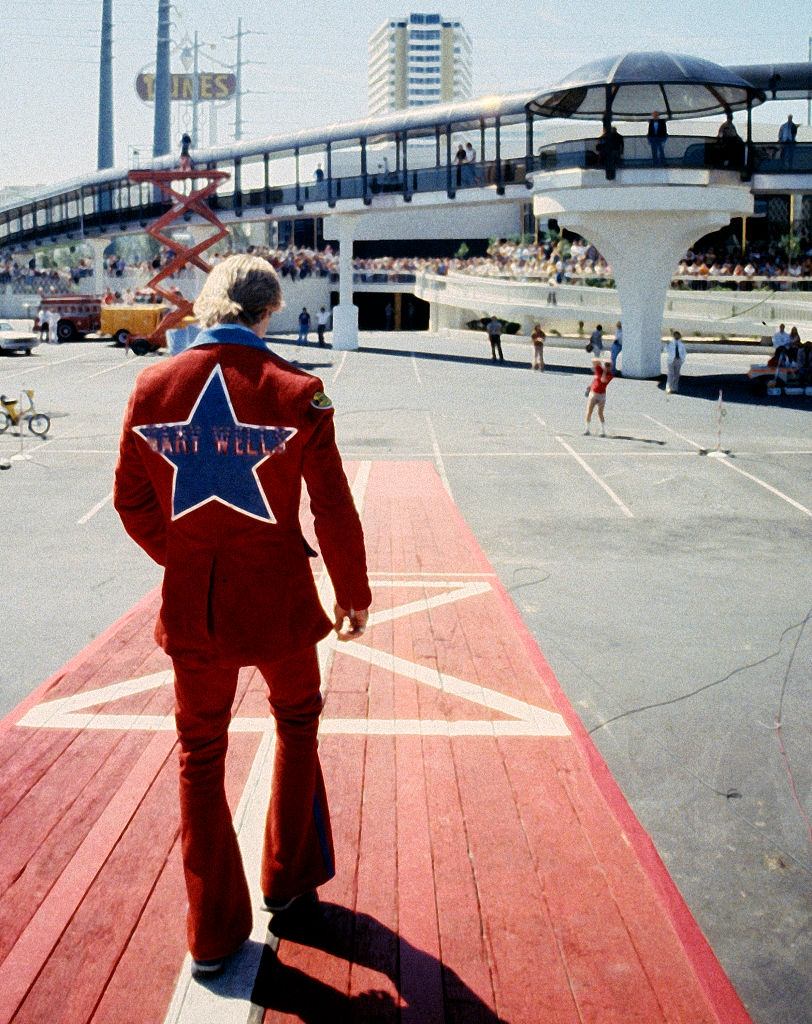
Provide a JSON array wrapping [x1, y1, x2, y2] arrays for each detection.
[[224, 18, 265, 141], [153, 0, 172, 158], [97, 0, 114, 169]]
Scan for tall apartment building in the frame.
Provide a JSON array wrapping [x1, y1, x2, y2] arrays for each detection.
[[368, 13, 473, 116]]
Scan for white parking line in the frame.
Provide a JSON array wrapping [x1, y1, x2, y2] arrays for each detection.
[[411, 352, 423, 384], [331, 350, 347, 384], [642, 414, 704, 450], [555, 436, 635, 518], [642, 414, 811, 516], [715, 458, 811, 517], [425, 412, 452, 496], [77, 491, 113, 525], [0, 353, 85, 381], [73, 360, 141, 385]]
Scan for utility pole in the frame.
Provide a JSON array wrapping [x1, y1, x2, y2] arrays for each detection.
[[97, 0, 114, 169], [192, 30, 200, 148], [153, 0, 172, 158], [234, 17, 244, 141], [223, 19, 266, 142], [808, 35, 811, 128]]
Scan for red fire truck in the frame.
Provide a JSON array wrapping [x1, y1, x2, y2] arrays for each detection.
[[33, 295, 102, 341]]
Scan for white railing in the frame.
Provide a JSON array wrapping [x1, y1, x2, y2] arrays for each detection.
[[415, 272, 812, 336]]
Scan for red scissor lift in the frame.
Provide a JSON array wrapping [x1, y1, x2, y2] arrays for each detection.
[[125, 168, 230, 355]]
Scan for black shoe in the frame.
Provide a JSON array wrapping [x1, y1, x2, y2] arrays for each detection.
[[262, 890, 318, 914]]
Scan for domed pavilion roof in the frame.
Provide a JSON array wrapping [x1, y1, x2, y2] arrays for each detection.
[[526, 52, 765, 121]]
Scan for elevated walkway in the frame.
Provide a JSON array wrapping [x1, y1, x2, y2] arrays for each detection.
[[0, 461, 751, 1023], [417, 272, 812, 341]]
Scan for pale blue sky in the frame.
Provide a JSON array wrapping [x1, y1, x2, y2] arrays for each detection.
[[1, 0, 809, 187]]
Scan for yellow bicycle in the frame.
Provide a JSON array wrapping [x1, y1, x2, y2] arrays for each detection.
[[0, 390, 50, 436]]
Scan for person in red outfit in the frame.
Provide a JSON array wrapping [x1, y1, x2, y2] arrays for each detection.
[[583, 356, 614, 436], [114, 254, 371, 977]]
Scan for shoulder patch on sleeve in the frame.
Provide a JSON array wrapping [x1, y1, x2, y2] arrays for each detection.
[[310, 390, 333, 410]]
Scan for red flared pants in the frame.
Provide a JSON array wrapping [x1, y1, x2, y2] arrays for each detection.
[[173, 645, 335, 961]]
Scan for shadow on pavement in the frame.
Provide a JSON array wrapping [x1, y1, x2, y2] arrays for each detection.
[[656, 374, 812, 409], [250, 902, 507, 1022]]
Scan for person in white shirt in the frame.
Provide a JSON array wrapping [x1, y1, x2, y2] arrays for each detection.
[[665, 330, 686, 393], [772, 323, 791, 352], [316, 306, 330, 347], [37, 309, 49, 343]]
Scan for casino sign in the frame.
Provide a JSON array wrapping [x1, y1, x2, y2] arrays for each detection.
[[136, 72, 237, 103]]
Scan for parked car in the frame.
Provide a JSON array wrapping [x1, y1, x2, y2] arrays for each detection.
[[0, 320, 39, 355]]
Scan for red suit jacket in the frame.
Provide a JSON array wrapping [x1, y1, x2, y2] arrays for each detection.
[[114, 324, 371, 663]]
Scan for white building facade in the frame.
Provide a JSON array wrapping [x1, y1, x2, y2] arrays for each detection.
[[368, 13, 473, 117]]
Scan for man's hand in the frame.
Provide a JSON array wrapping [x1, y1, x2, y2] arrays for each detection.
[[333, 604, 369, 642]]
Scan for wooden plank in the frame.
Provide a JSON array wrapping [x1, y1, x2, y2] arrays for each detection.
[[1, 730, 177, 1023], [89, 841, 187, 1024]]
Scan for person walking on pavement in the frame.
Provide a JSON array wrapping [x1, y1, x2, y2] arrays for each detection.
[[666, 329, 687, 393], [316, 306, 330, 346], [588, 323, 604, 359], [486, 316, 505, 362], [610, 321, 622, 374], [113, 255, 371, 979], [297, 307, 311, 344], [531, 324, 545, 371], [584, 356, 613, 436]]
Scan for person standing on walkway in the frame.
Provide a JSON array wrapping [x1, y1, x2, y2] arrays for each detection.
[[531, 324, 545, 370], [666, 329, 687, 393], [647, 111, 668, 166], [588, 323, 604, 359], [778, 114, 797, 169], [113, 254, 371, 978], [455, 143, 467, 186], [179, 133, 193, 172], [584, 356, 613, 436], [316, 305, 330, 346], [297, 307, 311, 344], [610, 321, 622, 374], [486, 316, 505, 362]]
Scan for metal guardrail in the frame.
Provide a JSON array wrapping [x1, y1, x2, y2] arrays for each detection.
[[536, 136, 812, 174]]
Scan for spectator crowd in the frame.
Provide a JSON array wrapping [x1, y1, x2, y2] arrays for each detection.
[[4, 232, 812, 298]]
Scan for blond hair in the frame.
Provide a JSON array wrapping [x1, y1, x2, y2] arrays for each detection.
[[193, 254, 284, 328]]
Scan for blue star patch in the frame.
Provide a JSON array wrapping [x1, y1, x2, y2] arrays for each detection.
[[134, 365, 296, 523]]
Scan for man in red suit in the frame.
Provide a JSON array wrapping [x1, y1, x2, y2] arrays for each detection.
[[114, 254, 371, 976]]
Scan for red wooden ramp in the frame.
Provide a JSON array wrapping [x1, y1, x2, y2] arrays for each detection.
[[0, 461, 751, 1024]]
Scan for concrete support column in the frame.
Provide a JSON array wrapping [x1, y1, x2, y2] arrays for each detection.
[[87, 238, 109, 295], [533, 171, 753, 378], [331, 215, 359, 350], [567, 212, 723, 378]]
